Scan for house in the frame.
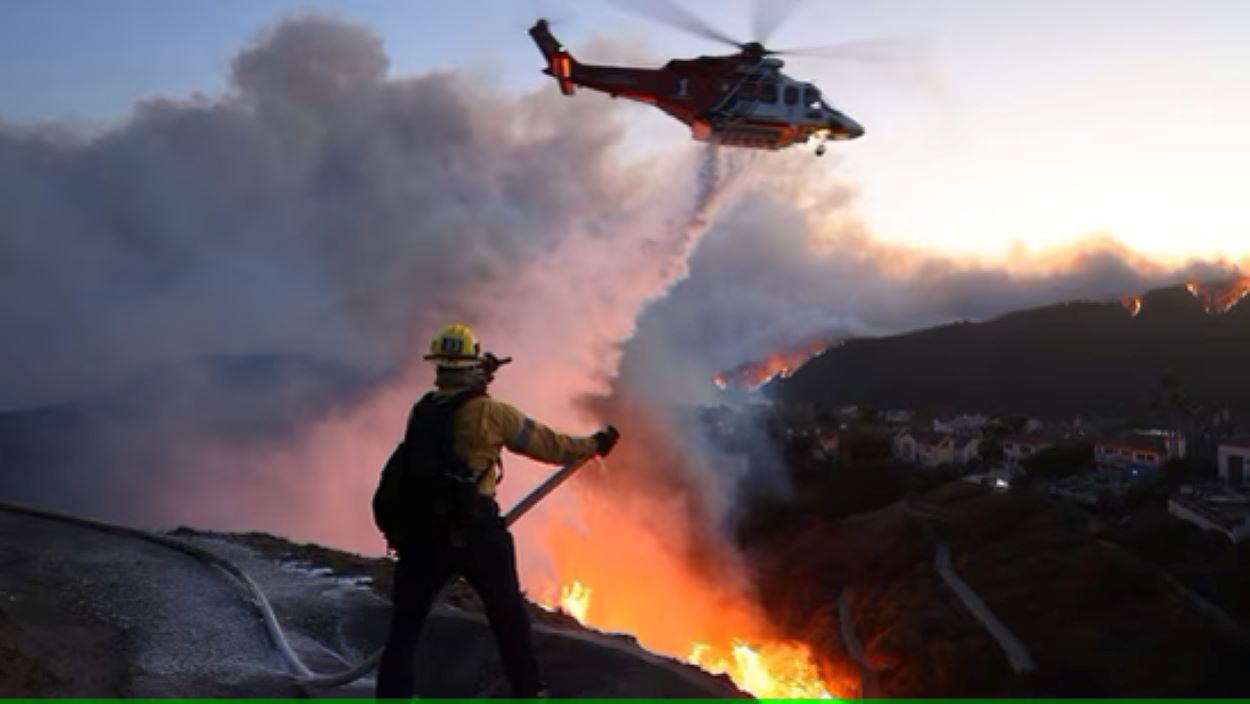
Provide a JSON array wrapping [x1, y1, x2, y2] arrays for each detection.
[[915, 432, 951, 468], [1133, 429, 1187, 460], [883, 409, 914, 425], [1095, 436, 1171, 472], [893, 430, 917, 463], [1022, 418, 1045, 434], [908, 431, 980, 469], [951, 436, 981, 466], [813, 430, 840, 462], [933, 413, 989, 435], [1218, 439, 1250, 486], [1002, 434, 1060, 468]]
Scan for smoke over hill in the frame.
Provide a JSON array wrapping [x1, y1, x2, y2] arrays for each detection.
[[772, 283, 1250, 420], [3, 12, 1248, 697]]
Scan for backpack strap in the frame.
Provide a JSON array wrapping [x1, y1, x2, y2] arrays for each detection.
[[404, 388, 490, 482]]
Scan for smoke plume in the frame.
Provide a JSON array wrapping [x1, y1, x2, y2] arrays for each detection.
[[0, 13, 758, 539], [2, 13, 1244, 693]]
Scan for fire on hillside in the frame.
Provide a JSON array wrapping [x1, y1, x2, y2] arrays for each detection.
[[1186, 276, 1250, 314], [713, 337, 840, 391]]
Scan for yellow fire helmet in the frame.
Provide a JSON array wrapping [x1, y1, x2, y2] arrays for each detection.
[[423, 322, 482, 368]]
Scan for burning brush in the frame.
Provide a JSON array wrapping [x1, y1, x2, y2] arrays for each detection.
[[713, 336, 840, 391], [1120, 294, 1143, 317], [1185, 275, 1250, 315]]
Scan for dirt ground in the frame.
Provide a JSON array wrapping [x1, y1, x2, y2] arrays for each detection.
[[0, 541, 129, 696]]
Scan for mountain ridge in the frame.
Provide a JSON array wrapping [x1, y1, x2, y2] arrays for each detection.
[[772, 285, 1250, 421]]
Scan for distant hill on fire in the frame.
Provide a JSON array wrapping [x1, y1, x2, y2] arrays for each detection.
[[771, 284, 1250, 421]]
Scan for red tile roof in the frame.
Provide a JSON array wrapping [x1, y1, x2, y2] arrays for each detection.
[[1096, 436, 1166, 454]]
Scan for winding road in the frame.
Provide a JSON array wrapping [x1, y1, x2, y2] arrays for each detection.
[[902, 496, 1038, 676]]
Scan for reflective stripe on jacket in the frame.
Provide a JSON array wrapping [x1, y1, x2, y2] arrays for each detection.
[[434, 387, 598, 496]]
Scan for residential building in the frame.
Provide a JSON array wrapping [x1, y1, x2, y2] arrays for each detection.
[[893, 429, 917, 463], [1133, 429, 1187, 460], [951, 436, 981, 466], [1218, 440, 1250, 486], [883, 409, 914, 425], [813, 431, 840, 462], [1002, 434, 1060, 468], [1095, 436, 1171, 472], [933, 413, 989, 435], [907, 431, 980, 469]]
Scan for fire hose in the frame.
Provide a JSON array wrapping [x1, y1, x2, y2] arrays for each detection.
[[300, 454, 599, 688], [0, 453, 599, 690]]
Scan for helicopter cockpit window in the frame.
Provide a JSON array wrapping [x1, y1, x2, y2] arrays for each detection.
[[784, 85, 799, 105], [804, 86, 822, 108], [760, 82, 778, 103], [804, 86, 825, 118]]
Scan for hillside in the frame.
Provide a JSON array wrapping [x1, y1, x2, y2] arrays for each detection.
[[0, 504, 745, 698], [744, 481, 1250, 696], [772, 286, 1250, 420]]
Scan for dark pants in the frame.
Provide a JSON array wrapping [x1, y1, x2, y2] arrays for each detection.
[[375, 497, 544, 698]]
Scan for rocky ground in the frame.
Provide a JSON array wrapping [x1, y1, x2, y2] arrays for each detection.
[[0, 504, 745, 698]]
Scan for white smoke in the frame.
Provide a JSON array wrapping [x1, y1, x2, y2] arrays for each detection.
[[1, 11, 1238, 555], [621, 173, 1240, 402], [0, 14, 696, 412], [0, 15, 760, 551]]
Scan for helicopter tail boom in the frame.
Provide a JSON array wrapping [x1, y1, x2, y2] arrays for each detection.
[[529, 19, 577, 95]]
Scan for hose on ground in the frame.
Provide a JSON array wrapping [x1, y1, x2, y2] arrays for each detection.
[[0, 454, 598, 689]]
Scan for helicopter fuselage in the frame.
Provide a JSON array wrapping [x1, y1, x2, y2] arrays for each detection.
[[530, 19, 863, 152]]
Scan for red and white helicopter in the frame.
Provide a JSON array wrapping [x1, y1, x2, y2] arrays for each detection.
[[529, 1, 868, 155]]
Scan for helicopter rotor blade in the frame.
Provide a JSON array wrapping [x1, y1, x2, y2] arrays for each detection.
[[752, 0, 805, 45], [603, 0, 743, 50], [774, 38, 923, 65]]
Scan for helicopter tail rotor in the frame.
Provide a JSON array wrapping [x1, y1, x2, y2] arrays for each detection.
[[530, 19, 578, 95]]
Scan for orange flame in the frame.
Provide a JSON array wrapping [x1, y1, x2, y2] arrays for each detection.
[[534, 472, 855, 698], [1120, 294, 1143, 317], [559, 578, 592, 623], [1186, 275, 1250, 314], [689, 639, 835, 698], [714, 337, 838, 391]]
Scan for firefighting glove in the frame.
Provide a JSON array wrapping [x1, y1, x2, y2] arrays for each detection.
[[593, 425, 620, 456]]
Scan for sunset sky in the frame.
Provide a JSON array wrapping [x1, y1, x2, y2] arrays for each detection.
[[3, 0, 1248, 262]]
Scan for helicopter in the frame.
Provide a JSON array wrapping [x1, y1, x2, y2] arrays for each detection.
[[528, 2, 867, 156]]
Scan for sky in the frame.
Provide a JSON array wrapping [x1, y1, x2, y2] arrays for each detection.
[[2, 0, 1248, 262]]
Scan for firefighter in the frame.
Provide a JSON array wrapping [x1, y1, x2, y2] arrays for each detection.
[[375, 323, 619, 698]]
